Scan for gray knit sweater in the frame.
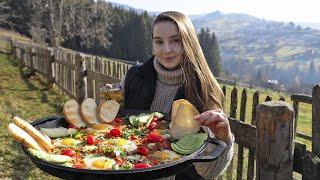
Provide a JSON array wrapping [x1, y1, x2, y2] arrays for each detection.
[[123, 59, 234, 180]]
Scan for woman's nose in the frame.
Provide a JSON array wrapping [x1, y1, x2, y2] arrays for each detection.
[[164, 43, 173, 52]]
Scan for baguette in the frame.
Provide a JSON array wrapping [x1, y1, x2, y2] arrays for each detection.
[[13, 116, 54, 152], [8, 123, 45, 152], [63, 99, 87, 128], [97, 100, 120, 123], [80, 98, 100, 124]]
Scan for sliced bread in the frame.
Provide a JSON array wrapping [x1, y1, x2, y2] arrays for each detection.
[[63, 99, 87, 128], [97, 100, 120, 123], [80, 98, 100, 124], [13, 116, 54, 152], [8, 123, 45, 151]]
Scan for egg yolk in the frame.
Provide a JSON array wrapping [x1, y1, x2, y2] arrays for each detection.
[[116, 139, 127, 146], [93, 124, 110, 130], [92, 159, 113, 169], [61, 138, 75, 146]]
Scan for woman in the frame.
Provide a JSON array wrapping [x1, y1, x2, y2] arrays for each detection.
[[123, 11, 234, 179]]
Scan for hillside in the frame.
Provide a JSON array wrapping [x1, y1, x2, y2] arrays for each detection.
[[192, 11, 320, 69]]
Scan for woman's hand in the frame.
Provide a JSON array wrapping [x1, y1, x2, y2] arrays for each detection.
[[194, 109, 232, 143]]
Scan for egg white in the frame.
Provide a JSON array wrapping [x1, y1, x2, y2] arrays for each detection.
[[102, 138, 137, 152], [83, 156, 116, 169]]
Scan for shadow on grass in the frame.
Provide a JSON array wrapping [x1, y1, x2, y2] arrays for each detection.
[[10, 141, 32, 179], [7, 55, 64, 114]]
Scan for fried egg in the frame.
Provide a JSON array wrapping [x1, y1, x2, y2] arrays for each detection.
[[86, 123, 113, 133], [53, 138, 82, 148], [102, 138, 137, 152], [151, 150, 181, 163], [83, 156, 116, 169]]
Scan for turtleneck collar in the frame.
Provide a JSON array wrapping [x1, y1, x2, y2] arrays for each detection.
[[153, 58, 184, 85]]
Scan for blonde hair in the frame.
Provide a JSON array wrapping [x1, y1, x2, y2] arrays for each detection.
[[153, 11, 225, 112]]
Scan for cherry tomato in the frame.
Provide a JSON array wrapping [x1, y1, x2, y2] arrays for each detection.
[[114, 117, 122, 123], [147, 122, 157, 131], [109, 128, 122, 137], [152, 117, 158, 122], [137, 146, 149, 156], [86, 134, 95, 145], [147, 133, 164, 143], [68, 124, 77, 129], [133, 163, 151, 169], [61, 149, 76, 157]]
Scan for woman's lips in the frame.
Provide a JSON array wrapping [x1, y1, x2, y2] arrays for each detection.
[[163, 56, 175, 62]]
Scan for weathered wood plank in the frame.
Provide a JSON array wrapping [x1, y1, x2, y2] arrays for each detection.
[[256, 101, 294, 180], [291, 94, 312, 104], [247, 91, 259, 180], [293, 100, 299, 134], [237, 89, 247, 180], [312, 85, 320, 155], [229, 118, 256, 149], [227, 87, 238, 180], [75, 54, 87, 102], [293, 141, 306, 174]]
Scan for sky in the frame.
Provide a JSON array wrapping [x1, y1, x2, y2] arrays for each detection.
[[105, 0, 320, 23]]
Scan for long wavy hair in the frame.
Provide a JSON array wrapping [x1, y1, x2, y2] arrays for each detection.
[[152, 11, 225, 112]]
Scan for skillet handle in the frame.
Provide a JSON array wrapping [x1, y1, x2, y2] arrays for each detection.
[[190, 138, 226, 162], [31, 115, 62, 126]]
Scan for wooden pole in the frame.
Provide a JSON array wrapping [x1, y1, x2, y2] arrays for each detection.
[[256, 101, 294, 180], [75, 53, 87, 102]]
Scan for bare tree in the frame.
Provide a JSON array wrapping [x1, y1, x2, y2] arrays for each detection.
[[47, 0, 64, 46]]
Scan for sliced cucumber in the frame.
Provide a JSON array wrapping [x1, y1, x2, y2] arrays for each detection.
[[29, 148, 72, 163], [40, 127, 77, 138], [171, 133, 208, 155]]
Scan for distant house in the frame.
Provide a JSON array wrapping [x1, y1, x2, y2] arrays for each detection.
[[265, 80, 279, 90]]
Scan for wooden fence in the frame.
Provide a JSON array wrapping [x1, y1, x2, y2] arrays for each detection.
[[11, 40, 136, 103], [3, 36, 320, 179]]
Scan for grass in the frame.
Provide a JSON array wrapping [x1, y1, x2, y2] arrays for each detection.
[[0, 53, 69, 179]]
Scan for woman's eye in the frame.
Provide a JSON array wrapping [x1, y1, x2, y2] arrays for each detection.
[[172, 39, 181, 43], [154, 40, 163, 45]]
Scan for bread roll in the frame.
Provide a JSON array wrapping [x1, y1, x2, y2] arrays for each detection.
[[63, 99, 87, 128], [170, 99, 200, 139], [13, 116, 54, 152], [80, 98, 100, 124], [8, 123, 45, 151], [97, 100, 120, 123]]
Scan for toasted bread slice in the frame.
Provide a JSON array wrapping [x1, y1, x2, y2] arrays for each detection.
[[170, 100, 200, 139], [8, 123, 45, 152], [13, 116, 54, 152], [97, 100, 120, 123], [63, 99, 87, 128], [170, 99, 193, 129], [80, 98, 100, 124]]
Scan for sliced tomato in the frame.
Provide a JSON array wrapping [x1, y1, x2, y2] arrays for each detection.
[[74, 163, 85, 169], [137, 146, 149, 156], [152, 117, 158, 122], [147, 133, 164, 143], [109, 128, 122, 137], [86, 134, 95, 145], [133, 163, 151, 169], [61, 149, 76, 157]]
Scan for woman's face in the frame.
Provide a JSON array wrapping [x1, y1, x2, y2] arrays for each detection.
[[152, 21, 183, 69]]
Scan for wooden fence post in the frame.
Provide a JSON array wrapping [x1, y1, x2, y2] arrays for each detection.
[[237, 88, 247, 180], [312, 84, 320, 155], [247, 91, 259, 180], [227, 87, 238, 180], [256, 101, 294, 180], [75, 53, 87, 102], [46, 48, 54, 89]]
